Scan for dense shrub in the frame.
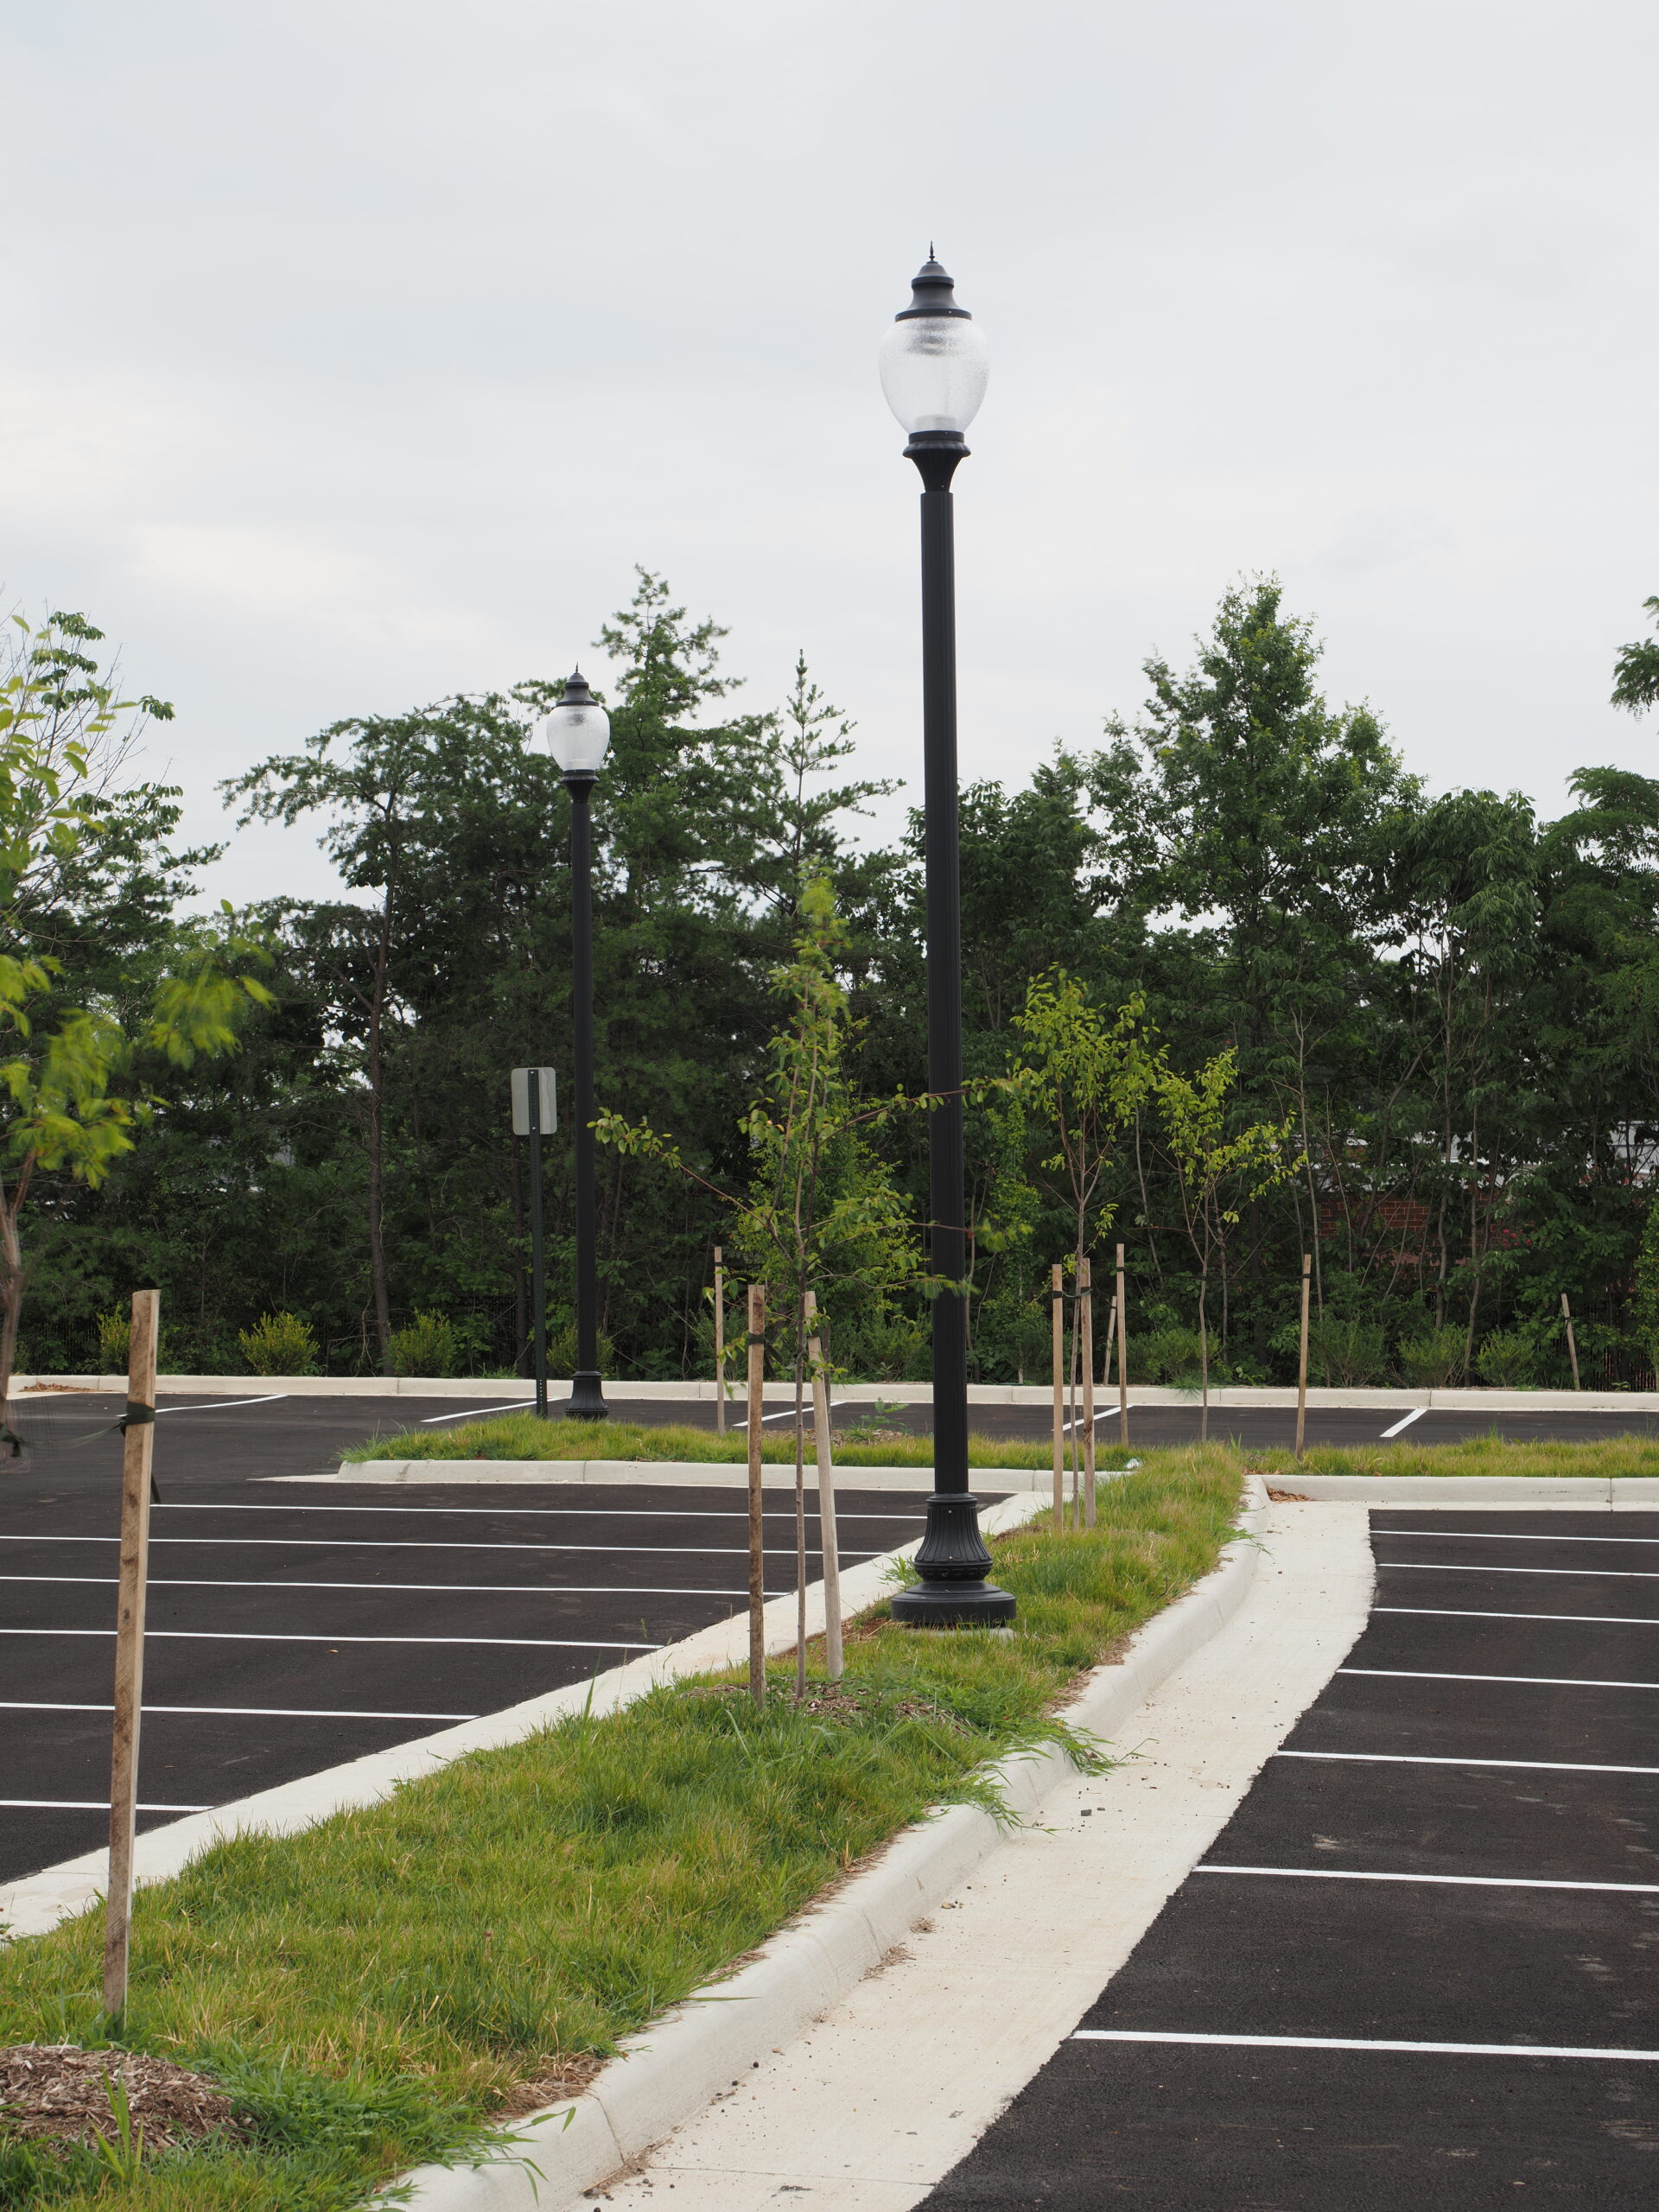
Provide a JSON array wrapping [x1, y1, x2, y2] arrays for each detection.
[[1397, 1325, 1466, 1387], [238, 1311, 321, 1376]]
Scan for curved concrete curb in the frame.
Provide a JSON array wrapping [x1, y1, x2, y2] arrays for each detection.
[[391, 1480, 1268, 2210], [1268, 1473, 1659, 1505]]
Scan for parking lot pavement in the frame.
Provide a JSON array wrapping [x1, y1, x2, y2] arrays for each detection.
[[922, 1509, 1659, 2209], [12, 1385, 1659, 1479], [0, 1443, 932, 1885]]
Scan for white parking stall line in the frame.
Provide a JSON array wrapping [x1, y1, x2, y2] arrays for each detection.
[[3, 1797, 211, 1813], [1342, 1667, 1659, 1691], [148, 1503, 925, 1522], [0, 1700, 480, 1720], [1382, 1529, 1659, 1548], [1198, 1863, 1659, 1895], [154, 1395, 289, 1414], [418, 1402, 536, 1425], [1378, 1560, 1659, 1581], [0, 1535, 880, 1559], [1379, 1407, 1427, 1439], [2, 1573, 778, 1599], [1, 1628, 660, 1649], [1071, 2030, 1659, 2062], [1376, 1605, 1659, 1628], [1275, 1749, 1659, 1777]]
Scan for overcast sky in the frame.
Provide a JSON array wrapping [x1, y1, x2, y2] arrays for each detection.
[[3, 0, 1655, 905]]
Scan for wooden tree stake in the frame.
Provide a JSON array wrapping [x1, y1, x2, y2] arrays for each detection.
[[713, 1247, 727, 1433], [104, 1287, 159, 2020], [1051, 1263, 1065, 1526], [804, 1289, 842, 1681], [1295, 1253, 1312, 1459], [1080, 1257, 1096, 1525], [746, 1283, 766, 1709], [1116, 1242, 1128, 1446], [1561, 1290, 1581, 1391]]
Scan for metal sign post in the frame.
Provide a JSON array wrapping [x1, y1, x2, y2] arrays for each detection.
[[512, 1069, 558, 1419]]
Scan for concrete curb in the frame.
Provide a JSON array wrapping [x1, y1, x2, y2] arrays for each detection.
[[0, 1492, 1044, 1946], [1267, 1473, 1659, 1504], [390, 1480, 1268, 2211], [20, 1374, 1659, 1414]]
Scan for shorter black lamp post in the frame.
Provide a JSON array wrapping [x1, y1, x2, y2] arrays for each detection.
[[542, 671, 610, 1421]]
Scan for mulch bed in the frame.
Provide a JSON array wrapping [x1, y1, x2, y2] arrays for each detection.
[[0, 2045, 245, 2151]]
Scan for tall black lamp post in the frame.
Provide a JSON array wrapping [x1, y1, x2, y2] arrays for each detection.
[[543, 671, 610, 1422], [880, 255, 1014, 1627]]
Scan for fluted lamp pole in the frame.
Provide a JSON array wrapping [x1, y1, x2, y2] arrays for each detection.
[[880, 254, 1014, 1627], [543, 671, 610, 1422]]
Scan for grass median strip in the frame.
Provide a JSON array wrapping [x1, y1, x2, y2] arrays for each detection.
[[341, 1411, 1025, 1469], [0, 1458, 1240, 2210]]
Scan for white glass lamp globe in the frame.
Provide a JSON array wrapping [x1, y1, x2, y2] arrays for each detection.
[[879, 254, 988, 439], [543, 671, 611, 779]]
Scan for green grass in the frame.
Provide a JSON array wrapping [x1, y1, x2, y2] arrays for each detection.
[[340, 1410, 1063, 1469], [340, 1412, 1659, 1484], [0, 1457, 1242, 2209], [1287, 1431, 1659, 1478]]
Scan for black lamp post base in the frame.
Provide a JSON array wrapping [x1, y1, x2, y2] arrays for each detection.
[[889, 1576, 1017, 1627], [565, 1371, 608, 1421]]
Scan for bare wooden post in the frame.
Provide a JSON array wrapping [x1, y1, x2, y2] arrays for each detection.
[[713, 1246, 727, 1434], [1051, 1263, 1065, 1526], [804, 1289, 842, 1681], [1080, 1257, 1097, 1527], [1561, 1291, 1581, 1390], [1116, 1243, 1128, 1447], [104, 1288, 159, 2020], [1295, 1253, 1311, 1459], [746, 1284, 766, 1710]]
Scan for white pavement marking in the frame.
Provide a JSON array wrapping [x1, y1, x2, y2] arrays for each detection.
[[1070, 2030, 1659, 2062], [1376, 1605, 1659, 1627], [0, 1534, 877, 1558], [1379, 1406, 1427, 1439], [418, 1402, 537, 1424], [1198, 1863, 1659, 1894], [0, 1700, 479, 1719], [2, 1573, 775, 1598], [1276, 1748, 1659, 1777], [573, 1498, 1375, 2212], [3, 1798, 210, 1813], [148, 1503, 924, 1522], [154, 1394, 289, 1414], [1379, 1560, 1659, 1580], [0, 1627, 658, 1649], [1385, 1529, 1659, 1548], [1342, 1666, 1659, 1691]]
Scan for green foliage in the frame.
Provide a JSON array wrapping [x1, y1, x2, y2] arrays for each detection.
[[1475, 1327, 1539, 1387], [1306, 1312, 1388, 1386], [17, 571, 1659, 1395], [1397, 1325, 1466, 1387], [385, 1311, 462, 1377], [1130, 1325, 1204, 1383], [1612, 595, 1659, 720], [238, 1311, 321, 1376]]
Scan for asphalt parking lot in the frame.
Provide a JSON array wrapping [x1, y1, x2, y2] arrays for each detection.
[[14, 1384, 1659, 1489], [923, 1507, 1659, 2208], [0, 1394, 935, 1886]]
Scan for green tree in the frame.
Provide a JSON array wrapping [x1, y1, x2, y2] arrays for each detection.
[[1612, 597, 1659, 720], [0, 612, 270, 1412], [1157, 1052, 1301, 1435]]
